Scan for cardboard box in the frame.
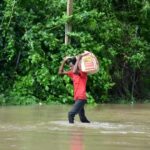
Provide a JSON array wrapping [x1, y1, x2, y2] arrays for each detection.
[[79, 51, 99, 74]]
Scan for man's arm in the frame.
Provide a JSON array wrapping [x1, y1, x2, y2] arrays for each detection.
[[58, 57, 69, 75], [58, 60, 66, 75]]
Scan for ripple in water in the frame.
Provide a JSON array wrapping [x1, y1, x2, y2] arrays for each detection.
[[50, 121, 149, 135]]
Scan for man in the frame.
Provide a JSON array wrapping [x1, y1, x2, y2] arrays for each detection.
[[58, 55, 90, 124]]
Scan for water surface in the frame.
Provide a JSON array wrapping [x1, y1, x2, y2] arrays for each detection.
[[0, 104, 150, 150]]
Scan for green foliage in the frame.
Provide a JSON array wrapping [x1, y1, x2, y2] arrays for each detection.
[[0, 0, 149, 105], [0, 94, 6, 105]]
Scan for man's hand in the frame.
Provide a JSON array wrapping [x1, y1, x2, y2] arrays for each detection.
[[76, 54, 82, 60], [63, 56, 71, 62]]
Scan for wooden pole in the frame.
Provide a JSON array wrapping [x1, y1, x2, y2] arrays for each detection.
[[65, 0, 73, 45]]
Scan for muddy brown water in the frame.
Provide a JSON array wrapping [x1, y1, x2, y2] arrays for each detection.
[[0, 104, 150, 150]]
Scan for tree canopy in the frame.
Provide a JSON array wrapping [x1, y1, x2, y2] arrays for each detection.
[[0, 0, 150, 105]]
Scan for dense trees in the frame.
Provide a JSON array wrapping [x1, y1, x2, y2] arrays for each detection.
[[0, 0, 149, 105]]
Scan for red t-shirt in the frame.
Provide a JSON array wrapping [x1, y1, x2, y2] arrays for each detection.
[[66, 71, 87, 100]]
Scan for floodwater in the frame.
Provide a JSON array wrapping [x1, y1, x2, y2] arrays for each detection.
[[0, 104, 150, 150]]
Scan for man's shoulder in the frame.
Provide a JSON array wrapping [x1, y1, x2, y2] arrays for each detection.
[[67, 70, 73, 74], [79, 71, 87, 76]]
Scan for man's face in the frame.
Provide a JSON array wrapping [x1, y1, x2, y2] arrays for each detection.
[[69, 62, 74, 70]]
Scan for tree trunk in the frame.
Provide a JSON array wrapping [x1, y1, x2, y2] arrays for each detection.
[[65, 0, 73, 45]]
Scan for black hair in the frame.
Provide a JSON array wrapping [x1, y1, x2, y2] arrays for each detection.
[[66, 57, 76, 65]]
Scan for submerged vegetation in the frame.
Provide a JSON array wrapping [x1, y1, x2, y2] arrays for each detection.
[[0, 0, 150, 105]]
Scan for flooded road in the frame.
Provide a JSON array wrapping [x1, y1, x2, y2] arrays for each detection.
[[0, 104, 150, 150]]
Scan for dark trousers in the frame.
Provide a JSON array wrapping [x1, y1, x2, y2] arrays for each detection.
[[68, 100, 90, 123]]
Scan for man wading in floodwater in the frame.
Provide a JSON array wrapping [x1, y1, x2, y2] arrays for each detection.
[[58, 55, 90, 124]]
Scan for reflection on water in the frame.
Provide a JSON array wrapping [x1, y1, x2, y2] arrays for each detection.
[[70, 128, 83, 150], [0, 104, 150, 150]]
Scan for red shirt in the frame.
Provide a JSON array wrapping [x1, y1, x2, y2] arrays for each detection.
[[66, 71, 87, 100]]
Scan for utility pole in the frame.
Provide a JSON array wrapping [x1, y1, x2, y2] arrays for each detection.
[[65, 0, 73, 45]]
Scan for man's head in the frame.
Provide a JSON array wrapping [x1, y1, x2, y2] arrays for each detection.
[[66, 57, 77, 67]]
